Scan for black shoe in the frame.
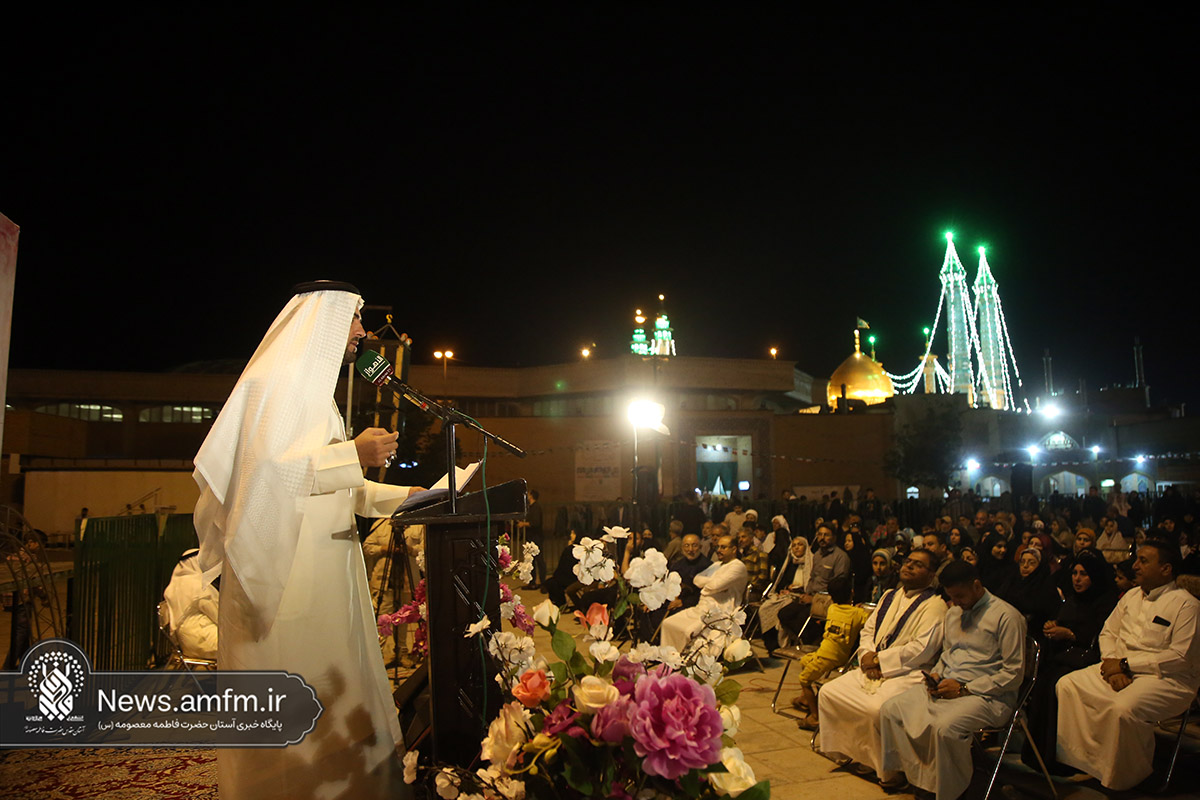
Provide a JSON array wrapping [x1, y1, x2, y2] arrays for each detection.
[[521, 583, 540, 591]]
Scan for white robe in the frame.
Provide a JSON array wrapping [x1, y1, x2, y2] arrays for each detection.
[[202, 406, 411, 800], [660, 559, 748, 652], [818, 586, 947, 779], [879, 591, 1025, 800], [1055, 581, 1200, 790]]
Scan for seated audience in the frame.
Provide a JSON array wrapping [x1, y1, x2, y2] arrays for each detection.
[[789, 576, 869, 729], [758, 535, 812, 651], [867, 547, 899, 603], [817, 548, 945, 782], [660, 535, 748, 652], [1055, 539, 1200, 791], [878, 560, 1025, 799], [1021, 549, 1117, 772]]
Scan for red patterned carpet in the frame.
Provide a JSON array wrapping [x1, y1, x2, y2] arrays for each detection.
[[0, 748, 217, 799]]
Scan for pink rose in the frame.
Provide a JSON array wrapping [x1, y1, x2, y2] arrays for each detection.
[[511, 669, 551, 709], [629, 671, 723, 779]]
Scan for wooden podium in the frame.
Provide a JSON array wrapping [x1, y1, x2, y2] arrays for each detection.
[[391, 479, 528, 765]]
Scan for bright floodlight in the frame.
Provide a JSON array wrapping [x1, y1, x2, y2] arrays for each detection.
[[945, 231, 953, 241], [1026, 445, 1039, 459], [1136, 454, 1146, 465], [978, 246, 986, 255], [433, 350, 443, 359], [1091, 445, 1101, 455], [1041, 403, 1061, 419], [967, 458, 981, 471], [628, 399, 666, 430]]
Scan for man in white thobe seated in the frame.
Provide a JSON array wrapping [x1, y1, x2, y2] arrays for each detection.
[[1055, 538, 1200, 791], [879, 560, 1025, 800], [818, 547, 947, 782], [661, 535, 748, 653]]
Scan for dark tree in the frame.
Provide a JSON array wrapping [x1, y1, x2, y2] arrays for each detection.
[[884, 405, 964, 491]]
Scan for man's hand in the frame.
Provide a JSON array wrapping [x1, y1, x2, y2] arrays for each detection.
[[406, 486, 427, 498], [354, 428, 398, 468], [798, 593, 813, 604], [860, 651, 882, 680], [932, 678, 967, 699], [1099, 658, 1124, 679], [1106, 672, 1133, 692]]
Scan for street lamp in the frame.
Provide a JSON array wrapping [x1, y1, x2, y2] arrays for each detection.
[[769, 347, 778, 359], [433, 350, 454, 381], [627, 399, 669, 528]]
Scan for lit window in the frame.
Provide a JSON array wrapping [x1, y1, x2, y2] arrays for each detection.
[[35, 403, 123, 422]]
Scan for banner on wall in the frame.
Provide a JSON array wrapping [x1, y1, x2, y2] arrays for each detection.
[[574, 441, 622, 501]]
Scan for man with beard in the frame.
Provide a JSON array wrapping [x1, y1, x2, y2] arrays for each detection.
[[817, 548, 947, 784], [194, 282, 421, 800]]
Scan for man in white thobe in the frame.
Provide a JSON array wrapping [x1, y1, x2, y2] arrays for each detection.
[[879, 560, 1025, 800], [818, 548, 947, 783], [195, 281, 420, 800], [661, 535, 748, 652], [1055, 539, 1200, 790]]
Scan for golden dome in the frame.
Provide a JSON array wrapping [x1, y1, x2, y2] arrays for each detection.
[[827, 351, 895, 408]]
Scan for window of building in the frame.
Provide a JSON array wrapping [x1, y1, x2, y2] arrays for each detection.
[[35, 403, 124, 422], [138, 405, 218, 423]]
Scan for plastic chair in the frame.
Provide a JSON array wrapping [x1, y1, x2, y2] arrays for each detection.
[[971, 636, 1056, 800]]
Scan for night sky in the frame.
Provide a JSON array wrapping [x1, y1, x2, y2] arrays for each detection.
[[4, 8, 1195, 404]]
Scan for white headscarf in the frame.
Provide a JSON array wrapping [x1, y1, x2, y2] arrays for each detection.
[[194, 285, 361, 625]]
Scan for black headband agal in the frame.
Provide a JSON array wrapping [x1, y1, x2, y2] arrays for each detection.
[[292, 280, 361, 296]]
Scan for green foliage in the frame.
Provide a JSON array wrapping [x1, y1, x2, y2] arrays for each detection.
[[714, 678, 742, 706], [735, 780, 772, 800], [884, 404, 964, 490]]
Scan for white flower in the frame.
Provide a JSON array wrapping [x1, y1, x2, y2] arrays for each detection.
[[572, 674, 619, 713], [494, 776, 526, 800], [655, 645, 684, 669], [403, 750, 419, 784], [589, 640, 621, 662], [464, 615, 491, 638], [515, 561, 534, 584], [601, 525, 631, 542], [488, 631, 537, 672], [628, 642, 659, 663], [719, 704, 741, 736], [418, 602, 428, 621], [481, 701, 531, 768], [416, 551, 426, 572], [637, 570, 681, 611], [723, 637, 752, 663], [531, 599, 560, 627], [523, 541, 540, 559], [625, 548, 669, 585], [709, 747, 757, 796], [500, 594, 521, 621], [571, 537, 615, 585], [435, 768, 461, 799], [690, 652, 724, 685]]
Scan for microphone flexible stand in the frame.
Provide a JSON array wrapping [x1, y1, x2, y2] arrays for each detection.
[[390, 382, 526, 512]]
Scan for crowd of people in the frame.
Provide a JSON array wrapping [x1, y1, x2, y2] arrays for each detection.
[[537, 484, 1200, 798]]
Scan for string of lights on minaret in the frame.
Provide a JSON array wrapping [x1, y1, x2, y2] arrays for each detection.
[[886, 232, 1025, 410]]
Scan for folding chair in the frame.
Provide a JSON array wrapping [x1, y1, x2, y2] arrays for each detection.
[[972, 636, 1055, 800], [157, 600, 217, 671], [736, 583, 768, 673], [770, 592, 831, 718]]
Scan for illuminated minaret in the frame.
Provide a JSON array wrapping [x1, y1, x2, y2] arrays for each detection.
[[973, 246, 1006, 409], [939, 232, 975, 402]]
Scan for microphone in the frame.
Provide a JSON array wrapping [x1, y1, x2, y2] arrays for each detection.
[[356, 350, 431, 411]]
